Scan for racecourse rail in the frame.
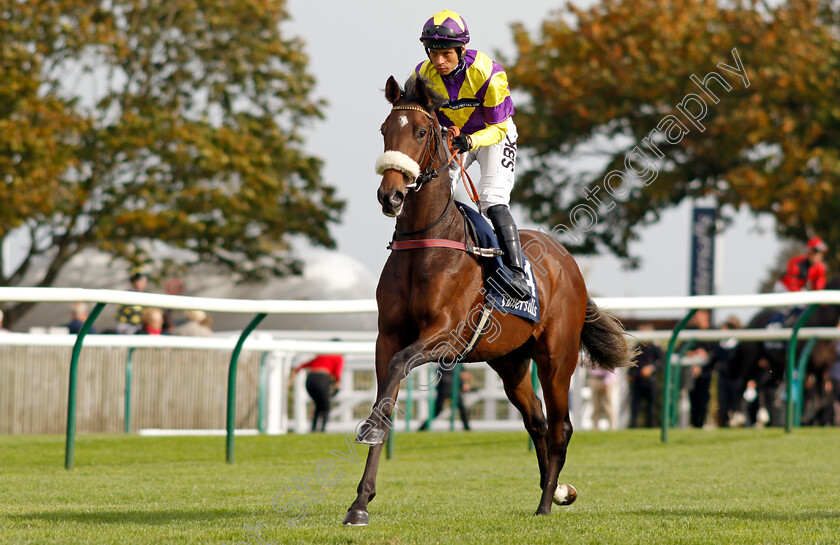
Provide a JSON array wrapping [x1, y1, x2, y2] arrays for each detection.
[[2, 287, 840, 469]]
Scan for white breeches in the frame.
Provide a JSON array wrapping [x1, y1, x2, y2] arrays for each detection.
[[449, 118, 518, 215]]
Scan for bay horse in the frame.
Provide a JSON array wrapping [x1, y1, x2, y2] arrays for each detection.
[[342, 75, 634, 526]]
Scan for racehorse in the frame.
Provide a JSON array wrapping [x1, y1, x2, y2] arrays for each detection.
[[732, 278, 840, 425], [342, 75, 635, 526]]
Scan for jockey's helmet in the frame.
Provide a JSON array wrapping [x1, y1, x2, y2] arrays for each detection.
[[420, 10, 470, 50], [807, 237, 828, 253]]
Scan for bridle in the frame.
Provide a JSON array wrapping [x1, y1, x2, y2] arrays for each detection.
[[390, 105, 452, 190], [382, 102, 503, 260], [386, 104, 455, 236]]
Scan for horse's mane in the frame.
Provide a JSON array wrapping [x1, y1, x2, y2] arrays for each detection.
[[404, 76, 447, 112]]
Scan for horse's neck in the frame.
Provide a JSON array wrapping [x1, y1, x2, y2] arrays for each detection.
[[395, 175, 460, 239], [812, 303, 840, 327]]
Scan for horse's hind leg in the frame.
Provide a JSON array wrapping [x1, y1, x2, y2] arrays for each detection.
[[533, 345, 577, 515], [488, 354, 549, 491]]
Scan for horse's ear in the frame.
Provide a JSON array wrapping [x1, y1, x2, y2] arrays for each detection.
[[413, 77, 434, 109], [385, 76, 401, 105]]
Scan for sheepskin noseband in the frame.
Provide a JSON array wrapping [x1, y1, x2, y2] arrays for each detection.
[[375, 150, 420, 181]]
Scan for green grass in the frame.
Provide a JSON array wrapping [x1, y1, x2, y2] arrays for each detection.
[[1, 429, 839, 544]]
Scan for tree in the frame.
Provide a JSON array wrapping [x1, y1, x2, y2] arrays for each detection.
[[507, 0, 840, 271], [0, 0, 343, 325]]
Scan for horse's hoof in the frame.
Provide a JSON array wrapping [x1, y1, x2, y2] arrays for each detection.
[[553, 484, 577, 506], [354, 428, 386, 446], [342, 509, 369, 526]]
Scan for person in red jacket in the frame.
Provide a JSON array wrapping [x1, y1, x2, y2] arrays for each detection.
[[291, 354, 344, 432], [776, 237, 828, 292]]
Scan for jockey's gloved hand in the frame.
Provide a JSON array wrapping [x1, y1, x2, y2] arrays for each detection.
[[451, 134, 472, 153]]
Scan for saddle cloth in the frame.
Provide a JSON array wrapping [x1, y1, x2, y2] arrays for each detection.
[[456, 201, 541, 322], [763, 307, 805, 351]]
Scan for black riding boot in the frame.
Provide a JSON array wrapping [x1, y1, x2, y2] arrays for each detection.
[[486, 205, 531, 301]]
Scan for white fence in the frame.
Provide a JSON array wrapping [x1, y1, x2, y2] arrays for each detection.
[[2, 288, 840, 437]]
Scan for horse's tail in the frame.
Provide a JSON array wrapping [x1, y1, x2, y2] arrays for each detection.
[[580, 296, 636, 371]]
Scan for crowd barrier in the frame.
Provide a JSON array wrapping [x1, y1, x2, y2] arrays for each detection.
[[2, 287, 840, 468]]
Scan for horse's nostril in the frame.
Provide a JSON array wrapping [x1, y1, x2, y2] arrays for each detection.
[[390, 191, 404, 207]]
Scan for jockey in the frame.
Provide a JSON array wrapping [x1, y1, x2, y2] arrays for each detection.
[[414, 10, 530, 301], [776, 237, 828, 292]]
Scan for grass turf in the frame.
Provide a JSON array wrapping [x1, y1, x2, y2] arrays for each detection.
[[1, 429, 839, 544]]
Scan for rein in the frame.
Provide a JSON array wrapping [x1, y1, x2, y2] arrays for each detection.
[[384, 104, 486, 252], [388, 104, 455, 238], [393, 197, 454, 237]]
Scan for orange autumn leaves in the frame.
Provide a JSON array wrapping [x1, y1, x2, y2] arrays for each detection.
[[0, 0, 341, 300], [507, 0, 840, 263]]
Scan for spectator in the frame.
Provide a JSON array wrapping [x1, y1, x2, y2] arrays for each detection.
[[174, 310, 213, 337], [744, 360, 774, 428], [201, 313, 213, 331], [830, 340, 840, 426], [418, 363, 473, 432], [116, 270, 147, 334], [712, 315, 743, 427], [686, 309, 716, 428], [63, 302, 96, 335], [628, 323, 663, 428], [291, 353, 344, 432], [775, 237, 828, 293], [588, 366, 616, 430], [162, 310, 175, 335], [0, 309, 10, 333], [136, 308, 166, 335]]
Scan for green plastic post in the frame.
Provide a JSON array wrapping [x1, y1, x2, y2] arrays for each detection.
[[65, 302, 105, 470], [405, 374, 413, 433], [672, 340, 695, 428], [386, 414, 394, 460], [786, 305, 816, 433], [794, 337, 817, 427], [528, 360, 539, 451], [428, 366, 436, 424], [226, 313, 266, 464], [661, 309, 697, 444], [449, 362, 462, 431], [124, 348, 135, 434]]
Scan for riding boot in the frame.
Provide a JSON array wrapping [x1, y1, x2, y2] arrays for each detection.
[[486, 204, 531, 301]]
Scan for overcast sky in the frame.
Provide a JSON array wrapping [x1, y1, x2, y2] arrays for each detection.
[[284, 1, 783, 321]]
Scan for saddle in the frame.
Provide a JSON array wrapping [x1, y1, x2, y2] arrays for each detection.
[[763, 307, 804, 351], [386, 200, 540, 322], [455, 201, 541, 323]]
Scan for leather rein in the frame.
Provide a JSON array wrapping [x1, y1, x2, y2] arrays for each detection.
[[385, 105, 499, 258], [389, 104, 455, 237]]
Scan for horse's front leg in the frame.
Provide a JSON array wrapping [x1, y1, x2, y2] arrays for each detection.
[[343, 336, 439, 526], [355, 340, 437, 446], [342, 440, 386, 526]]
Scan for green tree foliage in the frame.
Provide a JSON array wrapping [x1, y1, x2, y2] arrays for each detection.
[[0, 0, 343, 322], [507, 0, 840, 270]]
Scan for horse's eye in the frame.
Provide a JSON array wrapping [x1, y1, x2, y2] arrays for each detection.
[[418, 129, 427, 138]]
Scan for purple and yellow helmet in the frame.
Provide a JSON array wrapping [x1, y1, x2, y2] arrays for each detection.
[[419, 10, 470, 50]]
